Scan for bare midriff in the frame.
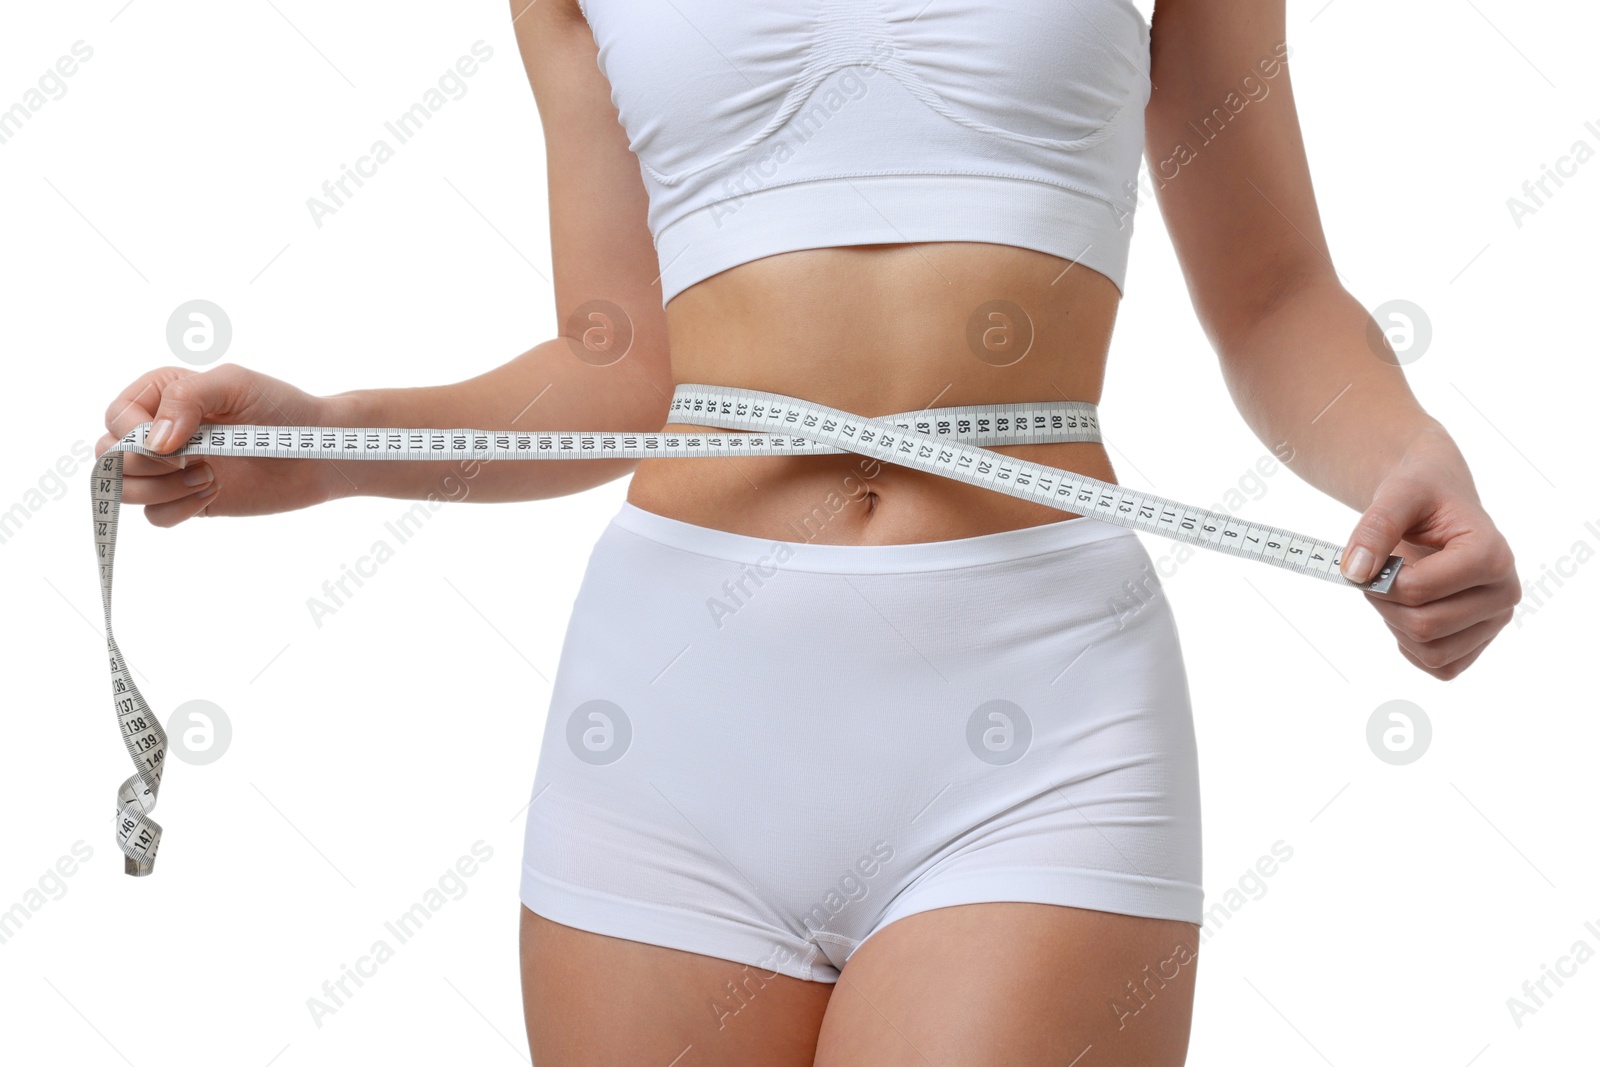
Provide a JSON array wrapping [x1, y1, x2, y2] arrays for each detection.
[[626, 242, 1123, 545]]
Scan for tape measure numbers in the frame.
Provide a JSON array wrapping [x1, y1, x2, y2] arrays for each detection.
[[93, 383, 1401, 875]]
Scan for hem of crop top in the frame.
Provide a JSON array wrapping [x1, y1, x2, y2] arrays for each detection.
[[653, 172, 1134, 308]]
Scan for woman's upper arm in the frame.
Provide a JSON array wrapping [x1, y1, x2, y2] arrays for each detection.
[[1145, 0, 1337, 350], [511, 0, 671, 384]]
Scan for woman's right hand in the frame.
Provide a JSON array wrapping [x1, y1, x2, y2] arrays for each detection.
[[96, 363, 353, 527]]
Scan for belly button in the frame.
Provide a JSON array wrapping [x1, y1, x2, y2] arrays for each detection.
[[865, 491, 879, 516]]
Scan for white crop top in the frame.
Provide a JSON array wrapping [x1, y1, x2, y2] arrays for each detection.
[[575, 0, 1151, 307]]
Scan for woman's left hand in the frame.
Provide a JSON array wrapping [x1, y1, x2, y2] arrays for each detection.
[[1338, 426, 1522, 679]]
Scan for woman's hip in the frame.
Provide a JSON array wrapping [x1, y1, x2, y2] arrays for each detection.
[[528, 500, 1199, 864]]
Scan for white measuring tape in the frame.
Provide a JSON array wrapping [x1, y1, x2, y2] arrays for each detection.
[[93, 383, 1400, 874]]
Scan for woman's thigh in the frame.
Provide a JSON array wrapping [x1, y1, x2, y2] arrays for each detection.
[[520, 907, 835, 1066], [815, 903, 1200, 1067]]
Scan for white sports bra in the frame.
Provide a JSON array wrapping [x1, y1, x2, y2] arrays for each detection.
[[576, 0, 1151, 307]]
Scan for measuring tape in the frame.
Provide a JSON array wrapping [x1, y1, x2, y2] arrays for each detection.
[[93, 383, 1400, 874]]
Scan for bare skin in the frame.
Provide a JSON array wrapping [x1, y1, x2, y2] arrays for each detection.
[[626, 239, 1126, 544], [521, 904, 1199, 1066], [98, 0, 1522, 1062]]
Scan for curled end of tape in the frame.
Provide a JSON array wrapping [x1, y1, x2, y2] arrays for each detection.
[[1360, 554, 1404, 595], [124, 855, 154, 877]]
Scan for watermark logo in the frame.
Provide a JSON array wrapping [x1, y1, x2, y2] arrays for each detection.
[[305, 41, 494, 229], [0, 841, 93, 947], [166, 300, 232, 366], [800, 841, 895, 938], [1366, 299, 1432, 366], [1366, 699, 1431, 765], [564, 298, 633, 366], [1513, 517, 1599, 629], [1197, 839, 1294, 946], [966, 699, 1032, 765], [1114, 41, 1292, 228], [1506, 119, 1600, 229], [165, 699, 233, 766], [708, 41, 895, 229], [1506, 918, 1600, 1029], [701, 460, 884, 630], [966, 299, 1034, 367], [1111, 442, 1298, 626], [305, 841, 494, 1028], [0, 41, 94, 147], [1114, 839, 1293, 1028], [305, 467, 477, 629], [566, 699, 632, 765], [706, 543, 796, 628], [0, 439, 92, 548], [1111, 940, 1197, 1031]]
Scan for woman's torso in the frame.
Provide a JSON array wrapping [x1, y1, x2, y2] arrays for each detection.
[[579, 0, 1148, 542], [626, 241, 1123, 544]]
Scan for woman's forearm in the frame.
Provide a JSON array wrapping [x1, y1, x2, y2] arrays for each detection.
[[320, 337, 673, 503], [1212, 275, 1460, 514]]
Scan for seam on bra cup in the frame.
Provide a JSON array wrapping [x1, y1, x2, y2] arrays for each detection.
[[632, 3, 1149, 186]]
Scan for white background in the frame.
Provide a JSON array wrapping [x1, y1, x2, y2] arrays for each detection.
[[2, 1, 1595, 1064]]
